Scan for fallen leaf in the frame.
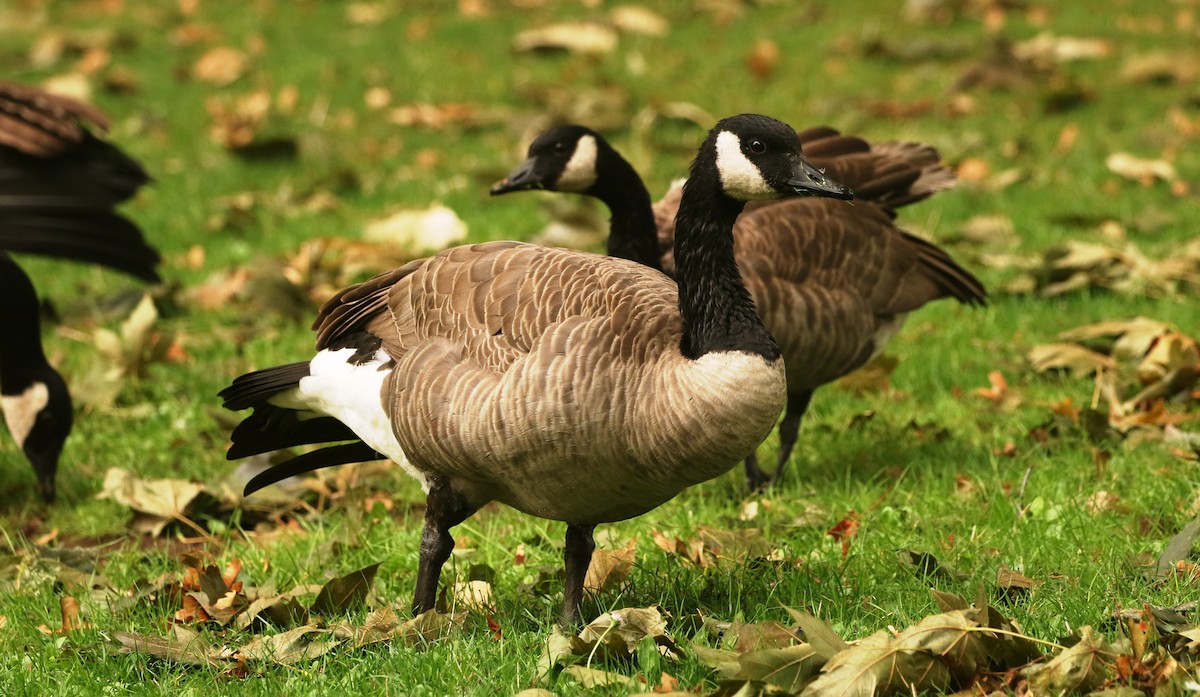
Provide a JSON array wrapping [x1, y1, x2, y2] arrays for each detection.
[[192, 46, 248, 86], [1023, 626, 1112, 693], [1013, 32, 1111, 66], [513, 22, 618, 54], [452, 580, 495, 613], [997, 564, 1041, 600], [584, 537, 636, 593], [1028, 343, 1117, 378], [363, 204, 468, 255], [1153, 514, 1200, 581], [309, 562, 381, 616], [610, 5, 668, 35], [96, 468, 219, 536], [826, 512, 859, 557], [1106, 152, 1177, 184], [113, 626, 227, 668], [561, 665, 638, 688], [236, 625, 339, 664], [746, 39, 780, 79]]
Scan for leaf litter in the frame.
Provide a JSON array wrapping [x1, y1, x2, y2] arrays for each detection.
[[113, 557, 463, 671]]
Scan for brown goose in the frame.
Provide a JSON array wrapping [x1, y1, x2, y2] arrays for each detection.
[[0, 82, 157, 502], [222, 114, 853, 625], [491, 125, 985, 490]]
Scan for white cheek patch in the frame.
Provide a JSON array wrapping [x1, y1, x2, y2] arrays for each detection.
[[2, 382, 49, 449], [715, 131, 778, 200], [556, 134, 599, 192]]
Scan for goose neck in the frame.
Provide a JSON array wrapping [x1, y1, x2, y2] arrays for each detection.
[[592, 156, 660, 271], [0, 254, 50, 393], [673, 184, 779, 362]]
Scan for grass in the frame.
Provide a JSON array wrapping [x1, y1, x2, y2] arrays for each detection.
[[1, 0, 1199, 693]]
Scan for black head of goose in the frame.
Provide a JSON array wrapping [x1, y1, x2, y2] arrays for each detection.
[[0, 82, 158, 502], [222, 113, 852, 625], [491, 124, 986, 491]]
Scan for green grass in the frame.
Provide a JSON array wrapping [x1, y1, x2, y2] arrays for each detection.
[[2, 0, 1199, 694]]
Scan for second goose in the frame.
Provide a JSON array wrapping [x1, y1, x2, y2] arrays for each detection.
[[491, 124, 986, 490]]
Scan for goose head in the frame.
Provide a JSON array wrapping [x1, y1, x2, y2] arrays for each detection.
[[2, 369, 71, 503], [491, 125, 605, 196], [704, 113, 855, 202]]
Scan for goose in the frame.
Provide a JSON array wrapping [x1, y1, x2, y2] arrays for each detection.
[[222, 113, 853, 625], [490, 124, 986, 490], [0, 81, 157, 501]]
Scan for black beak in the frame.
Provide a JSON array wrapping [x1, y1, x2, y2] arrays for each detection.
[[490, 158, 543, 196], [785, 155, 854, 200]]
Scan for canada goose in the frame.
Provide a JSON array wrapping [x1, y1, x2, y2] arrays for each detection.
[[0, 81, 157, 501], [491, 125, 985, 490], [223, 113, 853, 625]]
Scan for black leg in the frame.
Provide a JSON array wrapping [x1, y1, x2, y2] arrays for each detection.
[[771, 390, 814, 485], [411, 477, 477, 616], [561, 523, 596, 627], [744, 450, 770, 492]]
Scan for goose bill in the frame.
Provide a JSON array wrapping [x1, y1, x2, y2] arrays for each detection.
[[490, 158, 542, 195], [784, 155, 854, 200]]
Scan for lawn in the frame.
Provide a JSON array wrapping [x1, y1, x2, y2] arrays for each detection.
[[1, 0, 1198, 694]]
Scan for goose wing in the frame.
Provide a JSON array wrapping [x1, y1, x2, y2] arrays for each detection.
[[0, 82, 157, 281], [733, 198, 985, 387]]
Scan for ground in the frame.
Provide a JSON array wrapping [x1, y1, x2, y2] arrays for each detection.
[[1, 1, 1198, 694]]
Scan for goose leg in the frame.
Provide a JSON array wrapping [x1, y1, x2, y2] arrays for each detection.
[[771, 390, 814, 485], [412, 477, 477, 616], [744, 390, 814, 491], [561, 523, 596, 627], [744, 451, 770, 492]]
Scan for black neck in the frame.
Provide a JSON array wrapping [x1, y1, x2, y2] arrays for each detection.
[[0, 253, 51, 394], [589, 151, 661, 272], [673, 171, 779, 361]]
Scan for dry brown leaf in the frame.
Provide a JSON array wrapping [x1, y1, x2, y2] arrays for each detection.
[[236, 625, 339, 664], [610, 5, 668, 35], [997, 564, 1042, 598], [974, 370, 1010, 402], [1013, 32, 1111, 65], [96, 468, 224, 536], [1024, 626, 1112, 693], [513, 22, 618, 54], [746, 39, 780, 79], [452, 580, 495, 613], [1120, 51, 1199, 85], [192, 46, 248, 86], [1106, 152, 1177, 184], [310, 562, 381, 616], [584, 537, 636, 593], [388, 102, 489, 129], [1028, 343, 1117, 378], [1138, 332, 1200, 385], [346, 3, 387, 25], [363, 204, 467, 255], [956, 157, 989, 183], [1058, 317, 1174, 361]]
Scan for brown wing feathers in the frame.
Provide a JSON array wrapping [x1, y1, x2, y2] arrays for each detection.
[[0, 82, 158, 281], [0, 81, 110, 157]]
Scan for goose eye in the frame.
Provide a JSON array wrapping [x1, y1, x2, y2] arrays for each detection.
[[748, 139, 766, 154], [553, 142, 567, 154]]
